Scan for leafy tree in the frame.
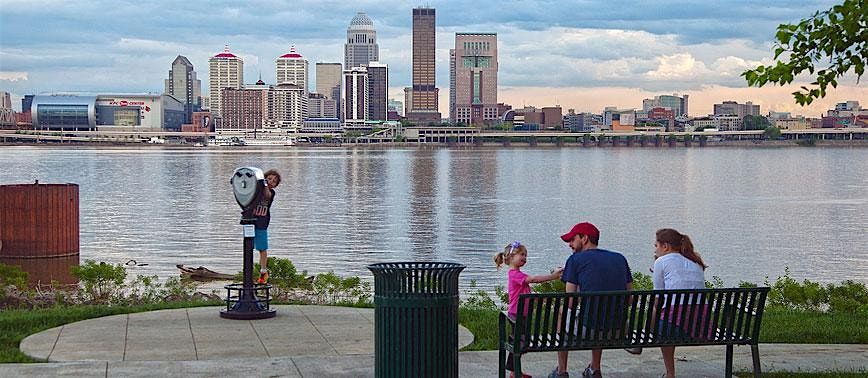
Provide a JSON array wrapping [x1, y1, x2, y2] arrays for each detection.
[[743, 115, 772, 130], [742, 0, 867, 105], [764, 126, 783, 139]]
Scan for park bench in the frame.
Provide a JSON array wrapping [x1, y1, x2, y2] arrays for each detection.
[[498, 287, 770, 378]]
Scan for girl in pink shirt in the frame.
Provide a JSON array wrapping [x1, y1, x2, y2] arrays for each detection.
[[495, 241, 563, 378]]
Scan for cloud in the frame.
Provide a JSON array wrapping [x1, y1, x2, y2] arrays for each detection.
[[0, 0, 857, 116], [0, 72, 29, 81], [645, 53, 710, 81]]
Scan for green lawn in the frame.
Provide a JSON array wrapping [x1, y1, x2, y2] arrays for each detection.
[[457, 308, 868, 351]]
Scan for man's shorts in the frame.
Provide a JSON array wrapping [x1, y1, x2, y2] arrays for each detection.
[[254, 228, 268, 251]]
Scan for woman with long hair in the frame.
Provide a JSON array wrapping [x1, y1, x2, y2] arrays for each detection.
[[652, 228, 707, 378]]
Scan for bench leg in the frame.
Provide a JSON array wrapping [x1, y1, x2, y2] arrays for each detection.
[[499, 314, 506, 378], [514, 354, 522, 376], [725, 344, 733, 378], [751, 344, 761, 378], [499, 349, 506, 378]]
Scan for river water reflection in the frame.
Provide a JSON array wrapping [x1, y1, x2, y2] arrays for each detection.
[[1, 146, 866, 290]]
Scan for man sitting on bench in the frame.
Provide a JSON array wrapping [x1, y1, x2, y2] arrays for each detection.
[[551, 222, 634, 378]]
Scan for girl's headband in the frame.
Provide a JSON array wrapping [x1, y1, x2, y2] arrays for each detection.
[[508, 240, 521, 255]]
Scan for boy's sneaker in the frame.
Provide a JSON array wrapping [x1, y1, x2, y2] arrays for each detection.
[[256, 270, 269, 284], [548, 367, 569, 378], [581, 365, 601, 378]]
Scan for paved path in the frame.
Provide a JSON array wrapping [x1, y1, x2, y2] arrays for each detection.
[[7, 305, 868, 377]]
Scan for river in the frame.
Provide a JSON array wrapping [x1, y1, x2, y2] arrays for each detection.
[[1, 146, 866, 291]]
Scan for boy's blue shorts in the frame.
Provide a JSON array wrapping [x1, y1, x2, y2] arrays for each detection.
[[254, 228, 268, 251]]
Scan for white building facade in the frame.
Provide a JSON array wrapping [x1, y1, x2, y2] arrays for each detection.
[[208, 45, 244, 118]]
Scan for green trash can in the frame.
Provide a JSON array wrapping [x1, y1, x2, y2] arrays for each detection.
[[368, 262, 465, 378]]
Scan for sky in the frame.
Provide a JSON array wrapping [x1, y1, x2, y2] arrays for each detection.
[[1, 0, 865, 117]]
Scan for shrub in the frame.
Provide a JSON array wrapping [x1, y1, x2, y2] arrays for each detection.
[[71, 260, 127, 304], [0, 263, 28, 291]]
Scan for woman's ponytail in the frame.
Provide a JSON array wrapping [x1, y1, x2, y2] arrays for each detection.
[[656, 229, 708, 270]]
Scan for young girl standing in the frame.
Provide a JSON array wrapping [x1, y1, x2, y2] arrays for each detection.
[[495, 241, 563, 378]]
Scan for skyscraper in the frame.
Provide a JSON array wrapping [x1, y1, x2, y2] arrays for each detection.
[[342, 66, 368, 128], [344, 12, 379, 69], [450, 33, 498, 125], [407, 7, 440, 123], [642, 94, 689, 117], [208, 45, 244, 118], [164, 55, 202, 123], [276, 46, 309, 91], [316, 62, 342, 118], [367, 62, 389, 122]]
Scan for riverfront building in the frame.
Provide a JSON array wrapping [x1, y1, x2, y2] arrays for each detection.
[[276, 46, 308, 90], [450, 33, 498, 126], [30, 94, 184, 131], [271, 83, 308, 131], [307, 93, 337, 119], [164, 55, 202, 123], [315, 63, 342, 118], [220, 83, 269, 131], [713, 101, 760, 118], [367, 62, 389, 122], [208, 46, 244, 118], [406, 7, 440, 123], [343, 66, 368, 129], [344, 12, 379, 69], [643, 94, 689, 117]]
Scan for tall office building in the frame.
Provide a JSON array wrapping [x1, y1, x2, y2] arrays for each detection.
[[208, 45, 244, 117], [713, 100, 760, 118], [271, 83, 308, 131], [642, 94, 689, 116], [342, 66, 368, 128], [220, 86, 269, 131], [367, 62, 389, 122], [450, 33, 498, 125], [276, 46, 309, 91], [164, 55, 202, 123], [407, 7, 440, 123], [316, 62, 342, 118], [344, 12, 379, 69]]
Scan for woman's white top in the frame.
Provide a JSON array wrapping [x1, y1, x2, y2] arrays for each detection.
[[652, 252, 705, 290]]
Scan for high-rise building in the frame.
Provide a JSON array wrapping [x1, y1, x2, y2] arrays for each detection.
[[642, 94, 688, 116], [450, 33, 498, 125], [164, 55, 202, 123], [276, 46, 308, 91], [343, 66, 368, 128], [271, 83, 308, 131], [316, 63, 342, 118], [307, 93, 337, 119], [208, 45, 244, 118], [367, 62, 389, 122], [220, 85, 269, 131], [407, 7, 440, 123], [713, 100, 760, 118], [344, 12, 379, 69], [1, 91, 12, 109]]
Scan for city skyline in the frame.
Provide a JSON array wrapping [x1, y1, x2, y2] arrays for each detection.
[[1, 0, 865, 117]]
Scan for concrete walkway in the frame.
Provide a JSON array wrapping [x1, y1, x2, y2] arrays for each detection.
[[7, 305, 868, 377]]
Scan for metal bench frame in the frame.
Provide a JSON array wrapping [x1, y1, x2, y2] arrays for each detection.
[[498, 287, 770, 377]]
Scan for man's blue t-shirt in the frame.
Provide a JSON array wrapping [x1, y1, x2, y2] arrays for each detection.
[[562, 248, 633, 291]]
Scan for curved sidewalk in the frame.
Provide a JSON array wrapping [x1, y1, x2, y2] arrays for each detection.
[[10, 305, 868, 377]]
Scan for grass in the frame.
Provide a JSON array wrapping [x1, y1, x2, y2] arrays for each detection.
[[736, 372, 868, 377], [456, 307, 868, 352], [760, 309, 868, 344]]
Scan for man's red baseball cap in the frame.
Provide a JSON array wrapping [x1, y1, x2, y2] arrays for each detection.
[[560, 222, 600, 242]]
